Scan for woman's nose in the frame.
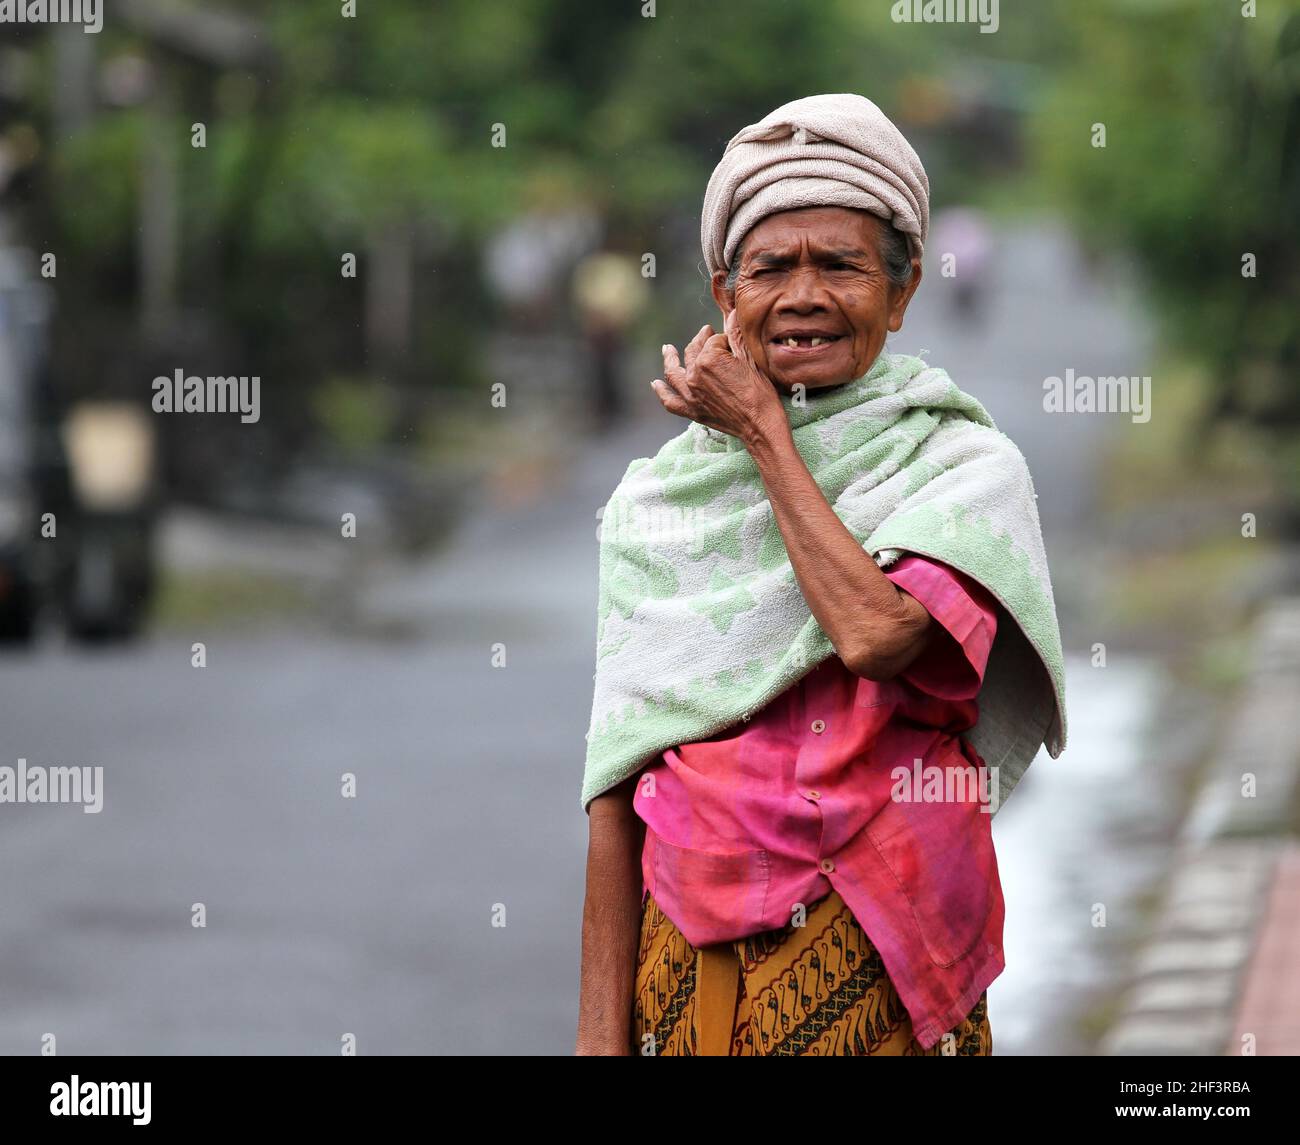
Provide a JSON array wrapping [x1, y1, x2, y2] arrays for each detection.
[[777, 267, 831, 310]]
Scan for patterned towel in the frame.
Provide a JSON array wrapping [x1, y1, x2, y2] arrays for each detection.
[[582, 349, 1066, 813]]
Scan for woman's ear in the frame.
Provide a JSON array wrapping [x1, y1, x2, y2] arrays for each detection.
[[887, 258, 923, 332], [710, 270, 734, 319]]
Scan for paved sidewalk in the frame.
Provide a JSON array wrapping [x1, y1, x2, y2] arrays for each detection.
[[1102, 597, 1300, 1055], [1099, 840, 1279, 1055]]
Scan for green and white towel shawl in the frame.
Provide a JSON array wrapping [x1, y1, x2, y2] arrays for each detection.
[[581, 349, 1067, 814]]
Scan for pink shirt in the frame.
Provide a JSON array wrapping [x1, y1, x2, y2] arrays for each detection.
[[632, 555, 1003, 1050]]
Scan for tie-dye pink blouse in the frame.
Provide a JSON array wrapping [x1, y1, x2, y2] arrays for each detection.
[[632, 554, 1004, 1050]]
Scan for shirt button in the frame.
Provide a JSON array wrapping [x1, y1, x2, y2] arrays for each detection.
[[810, 719, 825, 734], [805, 789, 821, 801], [819, 858, 835, 874]]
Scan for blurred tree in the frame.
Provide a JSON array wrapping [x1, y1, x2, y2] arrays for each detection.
[[16, 0, 1081, 493], [1035, 0, 1300, 515]]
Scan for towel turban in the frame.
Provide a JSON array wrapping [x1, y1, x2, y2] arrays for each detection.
[[700, 93, 930, 280]]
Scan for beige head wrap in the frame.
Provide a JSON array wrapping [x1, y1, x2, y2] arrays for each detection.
[[700, 93, 930, 279]]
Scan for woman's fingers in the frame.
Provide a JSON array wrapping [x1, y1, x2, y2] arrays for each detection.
[[651, 378, 691, 418], [684, 324, 713, 371], [661, 342, 682, 380], [659, 343, 689, 397], [723, 309, 754, 368], [656, 334, 702, 419]]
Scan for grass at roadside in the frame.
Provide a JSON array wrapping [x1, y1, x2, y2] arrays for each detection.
[[1092, 356, 1283, 689], [150, 569, 322, 631]]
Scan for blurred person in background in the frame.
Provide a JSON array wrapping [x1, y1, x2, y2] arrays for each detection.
[[576, 94, 1066, 1057], [929, 205, 993, 324], [571, 251, 650, 430]]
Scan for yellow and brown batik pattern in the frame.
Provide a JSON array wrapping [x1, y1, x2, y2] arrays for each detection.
[[631, 888, 991, 1056]]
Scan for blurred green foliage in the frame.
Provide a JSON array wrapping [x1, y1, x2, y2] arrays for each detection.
[[312, 375, 398, 455], [4, 0, 1295, 496], [19, 0, 1066, 435], [1034, 0, 1300, 505]]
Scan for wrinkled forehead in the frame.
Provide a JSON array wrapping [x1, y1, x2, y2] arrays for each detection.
[[737, 206, 883, 261]]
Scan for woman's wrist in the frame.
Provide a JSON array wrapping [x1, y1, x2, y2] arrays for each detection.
[[741, 400, 793, 458]]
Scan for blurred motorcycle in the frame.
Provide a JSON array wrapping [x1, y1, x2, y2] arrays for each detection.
[[0, 242, 158, 645]]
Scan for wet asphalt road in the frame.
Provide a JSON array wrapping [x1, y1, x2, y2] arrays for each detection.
[[0, 221, 1158, 1053]]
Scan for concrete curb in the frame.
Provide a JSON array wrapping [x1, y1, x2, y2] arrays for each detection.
[[1101, 596, 1300, 1056]]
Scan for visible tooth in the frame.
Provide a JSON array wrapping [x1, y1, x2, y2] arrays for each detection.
[[785, 338, 798, 347], [810, 337, 824, 347]]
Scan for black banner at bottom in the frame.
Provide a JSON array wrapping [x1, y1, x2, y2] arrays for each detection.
[[2, 1051, 1291, 1131]]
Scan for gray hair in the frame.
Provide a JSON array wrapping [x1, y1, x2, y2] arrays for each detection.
[[724, 214, 915, 291]]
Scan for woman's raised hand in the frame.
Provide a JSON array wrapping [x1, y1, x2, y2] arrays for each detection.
[[652, 315, 785, 446]]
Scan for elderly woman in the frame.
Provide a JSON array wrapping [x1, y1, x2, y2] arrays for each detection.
[[575, 94, 1066, 1057]]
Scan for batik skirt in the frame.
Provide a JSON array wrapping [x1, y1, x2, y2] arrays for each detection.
[[631, 887, 991, 1056]]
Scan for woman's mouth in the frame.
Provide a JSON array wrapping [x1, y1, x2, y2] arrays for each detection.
[[770, 334, 845, 356]]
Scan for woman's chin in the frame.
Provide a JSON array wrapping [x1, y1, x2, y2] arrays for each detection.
[[772, 367, 856, 392]]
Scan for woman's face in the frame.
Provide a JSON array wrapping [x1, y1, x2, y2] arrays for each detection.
[[711, 207, 922, 392]]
